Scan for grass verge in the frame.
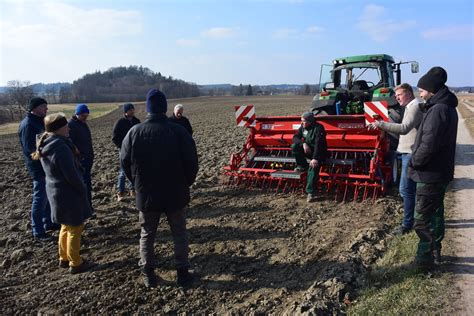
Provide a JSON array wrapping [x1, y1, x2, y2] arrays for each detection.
[[348, 234, 455, 314], [348, 191, 459, 315], [0, 103, 120, 136]]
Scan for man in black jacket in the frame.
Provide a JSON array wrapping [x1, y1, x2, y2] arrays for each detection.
[[68, 104, 94, 214], [408, 67, 458, 269], [168, 104, 193, 136], [292, 112, 328, 202], [121, 89, 198, 288], [112, 103, 140, 201]]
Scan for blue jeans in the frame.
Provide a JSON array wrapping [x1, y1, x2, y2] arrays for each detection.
[[117, 156, 133, 193], [399, 153, 416, 229], [31, 177, 53, 237]]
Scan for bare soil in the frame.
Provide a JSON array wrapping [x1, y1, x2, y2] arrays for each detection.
[[1, 95, 402, 313]]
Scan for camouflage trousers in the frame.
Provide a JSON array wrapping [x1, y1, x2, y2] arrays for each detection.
[[414, 182, 448, 264]]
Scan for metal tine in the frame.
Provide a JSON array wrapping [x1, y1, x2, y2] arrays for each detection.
[[363, 182, 369, 201], [282, 179, 289, 194], [343, 181, 349, 202], [372, 186, 378, 201], [353, 181, 360, 202]]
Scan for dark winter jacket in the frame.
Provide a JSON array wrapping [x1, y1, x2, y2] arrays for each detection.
[[112, 116, 141, 148], [120, 113, 199, 212], [292, 121, 328, 161], [39, 134, 92, 226], [68, 116, 94, 160], [18, 113, 45, 178], [408, 86, 458, 183], [168, 114, 193, 136]]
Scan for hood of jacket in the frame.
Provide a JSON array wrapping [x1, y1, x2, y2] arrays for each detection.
[[422, 86, 458, 111], [40, 134, 72, 157]]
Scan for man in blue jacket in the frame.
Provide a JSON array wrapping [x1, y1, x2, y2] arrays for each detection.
[[18, 97, 55, 241], [409, 67, 458, 270], [121, 89, 199, 288]]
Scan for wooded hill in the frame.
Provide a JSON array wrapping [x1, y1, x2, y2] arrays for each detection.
[[58, 66, 200, 103]]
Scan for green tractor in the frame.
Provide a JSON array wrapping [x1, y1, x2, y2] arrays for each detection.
[[311, 54, 419, 115]]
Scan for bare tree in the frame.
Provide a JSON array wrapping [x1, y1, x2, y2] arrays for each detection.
[[44, 87, 58, 104], [0, 93, 14, 122], [6, 80, 34, 118]]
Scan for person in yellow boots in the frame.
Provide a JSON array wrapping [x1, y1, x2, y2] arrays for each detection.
[[31, 113, 95, 274]]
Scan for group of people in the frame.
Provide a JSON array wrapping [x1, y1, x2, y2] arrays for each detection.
[[18, 66, 457, 286], [19, 90, 197, 286], [292, 66, 458, 271]]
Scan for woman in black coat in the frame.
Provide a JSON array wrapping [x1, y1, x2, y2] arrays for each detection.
[[32, 113, 94, 274]]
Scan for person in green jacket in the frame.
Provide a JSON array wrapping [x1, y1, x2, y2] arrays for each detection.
[[292, 112, 328, 202]]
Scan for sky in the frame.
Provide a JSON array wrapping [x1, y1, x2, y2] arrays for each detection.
[[1, 0, 473, 87]]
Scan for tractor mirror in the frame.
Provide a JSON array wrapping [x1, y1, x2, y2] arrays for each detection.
[[325, 82, 335, 89], [411, 62, 419, 73]]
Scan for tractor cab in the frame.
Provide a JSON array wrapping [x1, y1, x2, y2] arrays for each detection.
[[311, 54, 418, 115]]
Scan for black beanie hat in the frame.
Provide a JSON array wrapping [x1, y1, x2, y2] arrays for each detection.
[[123, 103, 134, 113], [417, 66, 448, 94], [28, 97, 47, 111], [146, 89, 167, 114]]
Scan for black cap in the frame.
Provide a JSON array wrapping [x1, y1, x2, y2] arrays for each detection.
[[417, 66, 448, 94], [28, 97, 47, 111]]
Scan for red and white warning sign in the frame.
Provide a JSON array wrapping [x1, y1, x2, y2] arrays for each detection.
[[235, 104, 256, 127], [364, 101, 389, 126]]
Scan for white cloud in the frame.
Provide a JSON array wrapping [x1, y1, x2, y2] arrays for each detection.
[[357, 4, 416, 42], [1, 1, 143, 84], [176, 39, 200, 47], [201, 27, 239, 39], [272, 28, 298, 39], [421, 24, 474, 40], [1, 1, 142, 48]]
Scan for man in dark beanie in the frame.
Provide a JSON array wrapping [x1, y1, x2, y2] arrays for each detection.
[[68, 104, 95, 216], [112, 103, 140, 201], [408, 66, 458, 271], [121, 89, 198, 288], [292, 111, 328, 202], [18, 97, 56, 241]]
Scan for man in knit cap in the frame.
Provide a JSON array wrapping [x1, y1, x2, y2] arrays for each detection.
[[18, 97, 56, 241], [121, 89, 198, 288], [292, 111, 328, 202], [409, 66, 458, 270], [369, 83, 423, 235], [112, 103, 141, 201], [68, 104, 95, 216]]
